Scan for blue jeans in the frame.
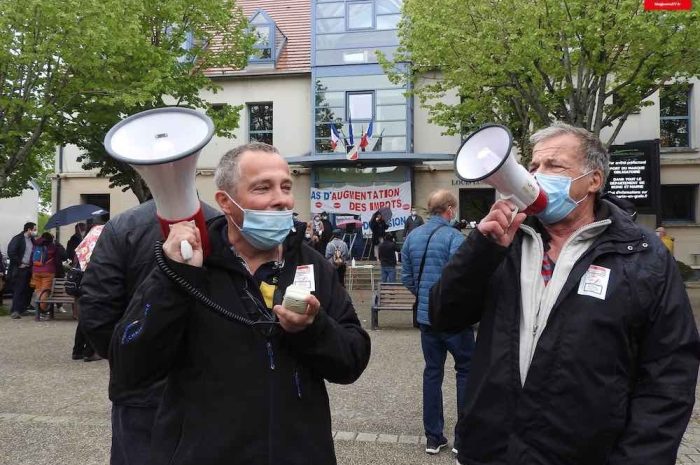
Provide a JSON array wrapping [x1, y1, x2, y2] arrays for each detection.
[[381, 266, 396, 283], [419, 324, 475, 442], [111, 404, 157, 465]]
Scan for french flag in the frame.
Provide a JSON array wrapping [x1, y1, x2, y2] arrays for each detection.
[[348, 117, 354, 146], [359, 120, 373, 151], [329, 123, 341, 150]]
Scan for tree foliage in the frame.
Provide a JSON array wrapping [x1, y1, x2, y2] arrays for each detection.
[[1, 0, 254, 201], [386, 0, 700, 157]]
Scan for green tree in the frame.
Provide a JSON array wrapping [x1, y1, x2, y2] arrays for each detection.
[[385, 0, 700, 158], [1, 0, 253, 201]]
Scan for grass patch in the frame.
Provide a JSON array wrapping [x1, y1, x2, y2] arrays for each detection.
[[0, 304, 10, 316]]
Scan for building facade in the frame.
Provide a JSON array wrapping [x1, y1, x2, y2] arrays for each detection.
[[53, 0, 700, 266]]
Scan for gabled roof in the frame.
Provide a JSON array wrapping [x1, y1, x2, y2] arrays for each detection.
[[205, 0, 310, 77]]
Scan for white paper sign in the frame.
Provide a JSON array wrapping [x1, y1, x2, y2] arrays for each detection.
[[577, 265, 610, 300], [292, 264, 316, 292], [309, 182, 412, 233]]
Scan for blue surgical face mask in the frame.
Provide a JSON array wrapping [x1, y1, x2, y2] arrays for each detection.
[[534, 170, 592, 225], [224, 192, 293, 250]]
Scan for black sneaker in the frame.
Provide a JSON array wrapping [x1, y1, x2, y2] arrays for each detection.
[[10, 312, 21, 319], [425, 436, 448, 455]]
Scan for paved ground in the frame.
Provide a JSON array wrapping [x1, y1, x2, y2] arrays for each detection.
[[1, 286, 699, 465]]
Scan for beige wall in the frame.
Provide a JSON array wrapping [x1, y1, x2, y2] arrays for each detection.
[[413, 75, 462, 155], [200, 75, 311, 166]]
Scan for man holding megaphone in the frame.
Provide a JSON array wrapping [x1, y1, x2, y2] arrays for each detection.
[[109, 142, 370, 465], [431, 123, 699, 465]]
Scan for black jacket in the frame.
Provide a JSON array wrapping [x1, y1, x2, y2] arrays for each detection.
[[403, 214, 424, 236], [110, 216, 371, 465], [377, 239, 397, 267], [431, 199, 700, 465], [66, 233, 83, 263], [79, 200, 220, 406], [7, 231, 31, 273]]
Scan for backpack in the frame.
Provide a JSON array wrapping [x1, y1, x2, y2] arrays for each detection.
[[64, 266, 84, 297], [330, 243, 345, 268], [32, 245, 48, 267]]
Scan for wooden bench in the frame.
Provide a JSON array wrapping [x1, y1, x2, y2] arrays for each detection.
[[36, 278, 77, 321], [371, 282, 415, 330]]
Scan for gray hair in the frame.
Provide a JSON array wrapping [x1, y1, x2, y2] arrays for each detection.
[[529, 123, 609, 191], [214, 142, 280, 193]]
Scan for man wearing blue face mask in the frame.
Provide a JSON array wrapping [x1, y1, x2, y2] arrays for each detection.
[[431, 123, 699, 465], [109, 142, 371, 465]]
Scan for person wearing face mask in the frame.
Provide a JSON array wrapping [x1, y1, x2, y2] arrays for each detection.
[[404, 206, 425, 237], [7, 222, 37, 319], [109, 142, 371, 465], [310, 214, 323, 251], [431, 123, 700, 465]]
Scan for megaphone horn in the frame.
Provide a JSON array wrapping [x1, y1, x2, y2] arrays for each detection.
[[104, 107, 215, 257], [454, 124, 547, 215]]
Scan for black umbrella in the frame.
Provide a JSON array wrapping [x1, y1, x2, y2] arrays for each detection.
[[373, 206, 393, 223], [45, 204, 108, 229]]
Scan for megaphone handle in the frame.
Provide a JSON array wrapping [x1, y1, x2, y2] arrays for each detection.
[[509, 206, 519, 227], [496, 194, 520, 228], [180, 240, 194, 261]]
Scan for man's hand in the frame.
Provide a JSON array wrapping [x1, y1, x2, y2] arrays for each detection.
[[273, 293, 321, 333], [163, 222, 204, 267], [477, 199, 527, 248]]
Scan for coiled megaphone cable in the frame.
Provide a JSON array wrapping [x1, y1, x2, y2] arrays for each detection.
[[153, 241, 278, 330]]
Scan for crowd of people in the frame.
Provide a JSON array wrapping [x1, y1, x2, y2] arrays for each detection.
[[3, 123, 699, 465], [6, 222, 68, 320]]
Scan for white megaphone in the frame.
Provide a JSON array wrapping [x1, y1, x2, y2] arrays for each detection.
[[454, 124, 547, 215], [104, 107, 215, 258]]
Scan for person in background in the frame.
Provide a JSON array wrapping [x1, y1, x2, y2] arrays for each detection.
[[325, 228, 350, 286], [79, 199, 220, 462], [7, 222, 37, 319], [66, 222, 87, 263], [370, 213, 388, 261], [311, 214, 324, 253], [30, 232, 65, 320], [656, 226, 674, 255], [404, 206, 425, 237], [378, 232, 398, 283], [401, 190, 474, 455], [319, 212, 334, 255]]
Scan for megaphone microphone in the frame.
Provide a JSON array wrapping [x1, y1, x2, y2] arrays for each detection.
[[104, 107, 215, 259], [454, 124, 547, 217]]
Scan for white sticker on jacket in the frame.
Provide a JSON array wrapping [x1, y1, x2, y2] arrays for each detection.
[[577, 265, 610, 300], [292, 264, 316, 292]]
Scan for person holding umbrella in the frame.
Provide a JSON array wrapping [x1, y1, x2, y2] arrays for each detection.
[[369, 210, 388, 261]]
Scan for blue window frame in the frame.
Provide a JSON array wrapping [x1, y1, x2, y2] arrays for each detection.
[[346, 91, 374, 121], [347, 1, 374, 30], [248, 10, 287, 64]]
